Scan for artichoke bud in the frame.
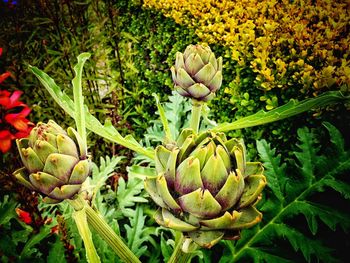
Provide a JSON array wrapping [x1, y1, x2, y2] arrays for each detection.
[[13, 120, 91, 204], [171, 44, 223, 102], [146, 130, 266, 248]]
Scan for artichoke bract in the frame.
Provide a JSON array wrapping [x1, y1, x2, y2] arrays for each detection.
[[171, 44, 223, 102], [13, 120, 91, 204], [145, 129, 266, 248]]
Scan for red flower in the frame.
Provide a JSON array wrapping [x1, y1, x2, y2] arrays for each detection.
[[0, 72, 11, 84], [15, 208, 32, 225], [0, 47, 34, 153], [0, 90, 34, 153], [0, 130, 14, 153]]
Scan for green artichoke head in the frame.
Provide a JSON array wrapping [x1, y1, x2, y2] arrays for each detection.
[[170, 44, 223, 102], [145, 129, 266, 248], [13, 120, 91, 203]]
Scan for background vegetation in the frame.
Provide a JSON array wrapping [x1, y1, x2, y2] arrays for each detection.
[[0, 0, 349, 262]]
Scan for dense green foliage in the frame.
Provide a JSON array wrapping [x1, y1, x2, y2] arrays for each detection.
[[1, 0, 348, 165], [0, 0, 349, 262]]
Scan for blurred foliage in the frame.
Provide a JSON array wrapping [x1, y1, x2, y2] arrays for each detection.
[[0, 1, 349, 261], [142, 0, 350, 159], [1, 0, 349, 164], [0, 0, 198, 163], [144, 0, 350, 93]]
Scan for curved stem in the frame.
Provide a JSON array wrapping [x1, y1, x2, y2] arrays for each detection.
[[68, 195, 141, 263], [168, 234, 196, 263], [72, 208, 100, 263], [190, 100, 203, 134]]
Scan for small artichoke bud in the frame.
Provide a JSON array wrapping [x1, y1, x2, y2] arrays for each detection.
[[13, 120, 91, 204], [171, 44, 223, 102], [145, 129, 266, 248]]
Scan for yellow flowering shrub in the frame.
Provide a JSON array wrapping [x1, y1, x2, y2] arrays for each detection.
[[144, 0, 350, 93]]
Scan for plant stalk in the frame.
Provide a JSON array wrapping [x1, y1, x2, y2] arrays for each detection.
[[72, 208, 101, 263], [68, 195, 141, 263], [190, 100, 203, 134], [168, 234, 195, 263]]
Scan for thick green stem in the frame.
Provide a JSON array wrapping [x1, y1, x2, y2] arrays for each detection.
[[72, 208, 100, 263], [68, 195, 140, 263], [190, 100, 203, 134], [168, 234, 196, 263]]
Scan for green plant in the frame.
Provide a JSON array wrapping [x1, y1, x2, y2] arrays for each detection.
[[214, 122, 350, 262], [11, 46, 350, 262]]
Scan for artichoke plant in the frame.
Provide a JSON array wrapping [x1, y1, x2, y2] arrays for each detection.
[[145, 129, 266, 248], [13, 120, 91, 203], [171, 44, 223, 102]]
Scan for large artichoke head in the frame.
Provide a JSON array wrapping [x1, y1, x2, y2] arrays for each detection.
[[171, 44, 223, 102], [13, 120, 91, 204], [145, 129, 266, 248]]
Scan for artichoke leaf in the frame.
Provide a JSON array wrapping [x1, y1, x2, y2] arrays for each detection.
[[56, 133, 79, 158], [177, 68, 196, 88], [69, 160, 91, 184], [29, 172, 63, 195], [175, 157, 203, 195], [144, 178, 168, 209], [194, 63, 216, 85], [33, 140, 58, 163], [42, 196, 62, 204], [155, 145, 171, 174], [208, 71, 222, 92], [194, 131, 211, 145], [176, 128, 194, 147], [189, 145, 208, 170], [160, 208, 198, 231], [13, 167, 35, 190], [178, 135, 196, 163], [201, 153, 228, 195], [48, 184, 81, 200], [156, 176, 182, 212], [43, 153, 79, 182], [230, 206, 263, 229], [200, 210, 242, 229], [17, 140, 44, 173], [154, 209, 197, 232], [215, 170, 245, 211], [231, 145, 245, 175], [185, 53, 205, 75], [178, 189, 222, 218], [67, 127, 87, 158], [164, 148, 180, 188], [174, 85, 190, 97], [238, 174, 267, 208], [216, 145, 231, 170], [187, 83, 211, 99], [208, 53, 218, 71], [246, 162, 264, 176], [175, 52, 185, 69], [188, 230, 224, 249]]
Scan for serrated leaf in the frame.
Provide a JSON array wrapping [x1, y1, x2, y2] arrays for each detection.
[[323, 122, 345, 154], [116, 177, 148, 218], [0, 195, 18, 225], [125, 205, 149, 257], [232, 123, 350, 262], [20, 224, 52, 258], [282, 201, 350, 233], [321, 178, 350, 199], [47, 237, 67, 263], [257, 139, 285, 202]]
